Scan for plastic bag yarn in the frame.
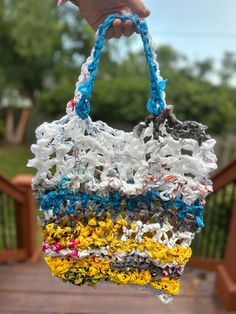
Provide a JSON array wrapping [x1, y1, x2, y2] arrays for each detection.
[[28, 14, 217, 304]]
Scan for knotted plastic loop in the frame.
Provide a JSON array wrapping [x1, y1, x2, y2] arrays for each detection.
[[76, 14, 167, 120]]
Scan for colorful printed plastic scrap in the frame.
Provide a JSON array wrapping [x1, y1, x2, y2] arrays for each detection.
[[28, 14, 217, 304]]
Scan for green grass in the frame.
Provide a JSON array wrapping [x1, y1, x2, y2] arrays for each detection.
[[0, 144, 35, 179]]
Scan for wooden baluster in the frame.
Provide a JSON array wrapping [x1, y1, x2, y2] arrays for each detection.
[[12, 175, 38, 261], [216, 184, 236, 310]]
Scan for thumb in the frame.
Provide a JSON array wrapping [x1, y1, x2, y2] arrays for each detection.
[[123, 0, 150, 18]]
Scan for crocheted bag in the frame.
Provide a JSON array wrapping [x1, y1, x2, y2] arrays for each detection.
[[28, 14, 217, 303]]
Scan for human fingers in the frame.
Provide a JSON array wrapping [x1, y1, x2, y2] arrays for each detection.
[[113, 19, 123, 38], [107, 27, 115, 40], [123, 0, 150, 18], [123, 19, 136, 37], [107, 19, 123, 39]]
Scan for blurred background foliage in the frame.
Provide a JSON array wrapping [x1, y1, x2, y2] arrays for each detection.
[[0, 0, 236, 178], [0, 1, 235, 294]]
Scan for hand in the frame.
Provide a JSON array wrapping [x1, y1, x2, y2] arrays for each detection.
[[75, 0, 150, 38]]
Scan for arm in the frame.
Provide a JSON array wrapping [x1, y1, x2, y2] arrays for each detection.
[[59, 0, 150, 38]]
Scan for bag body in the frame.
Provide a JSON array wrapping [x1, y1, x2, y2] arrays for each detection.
[[28, 14, 217, 304]]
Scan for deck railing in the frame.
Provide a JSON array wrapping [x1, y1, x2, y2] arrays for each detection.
[[189, 159, 236, 310], [0, 175, 37, 262], [190, 160, 236, 270], [0, 161, 236, 308]]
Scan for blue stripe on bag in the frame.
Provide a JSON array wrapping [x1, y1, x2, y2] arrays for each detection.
[[40, 186, 204, 228]]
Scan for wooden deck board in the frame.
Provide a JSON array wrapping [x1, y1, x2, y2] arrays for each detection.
[[0, 261, 229, 314]]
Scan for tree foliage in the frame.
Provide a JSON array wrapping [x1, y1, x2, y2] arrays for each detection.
[[0, 1, 235, 137], [0, 0, 93, 103], [90, 45, 236, 135]]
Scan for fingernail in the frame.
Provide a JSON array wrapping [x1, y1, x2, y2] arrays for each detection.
[[145, 9, 150, 16]]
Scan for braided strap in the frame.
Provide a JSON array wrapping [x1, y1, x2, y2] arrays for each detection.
[[71, 14, 167, 119]]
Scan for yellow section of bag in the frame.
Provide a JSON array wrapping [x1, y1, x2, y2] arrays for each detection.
[[42, 215, 192, 266], [45, 256, 180, 296]]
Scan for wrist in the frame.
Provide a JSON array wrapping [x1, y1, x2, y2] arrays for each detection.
[[58, 0, 79, 6], [74, 0, 80, 6]]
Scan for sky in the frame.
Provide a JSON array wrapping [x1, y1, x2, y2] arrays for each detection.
[[141, 0, 236, 62], [67, 0, 236, 83]]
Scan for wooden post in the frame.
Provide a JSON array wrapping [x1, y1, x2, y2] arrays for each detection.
[[215, 203, 236, 311], [12, 175, 38, 261], [15, 108, 30, 144]]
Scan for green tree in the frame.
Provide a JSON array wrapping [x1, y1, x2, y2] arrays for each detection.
[[195, 58, 213, 79], [91, 44, 236, 135], [219, 52, 236, 85], [0, 0, 62, 103], [1, 1, 235, 138], [0, 0, 94, 142]]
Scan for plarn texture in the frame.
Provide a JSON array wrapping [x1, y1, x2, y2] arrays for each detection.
[[28, 14, 217, 304]]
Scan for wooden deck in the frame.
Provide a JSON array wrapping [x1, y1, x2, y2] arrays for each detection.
[[0, 261, 231, 314]]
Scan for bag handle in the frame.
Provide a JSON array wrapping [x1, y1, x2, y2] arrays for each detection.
[[74, 14, 167, 120]]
